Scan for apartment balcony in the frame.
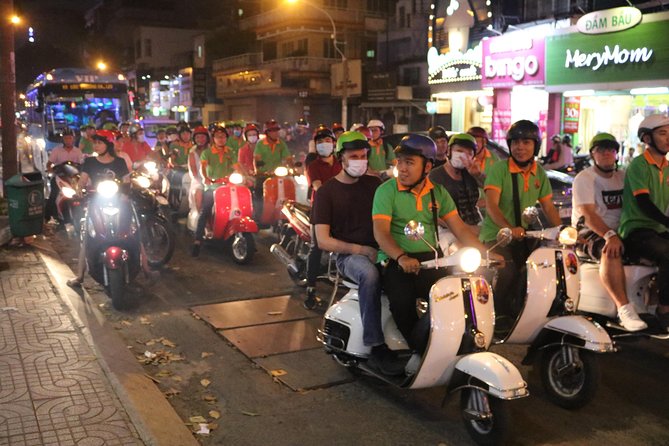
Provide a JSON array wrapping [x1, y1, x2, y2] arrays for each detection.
[[213, 53, 336, 76]]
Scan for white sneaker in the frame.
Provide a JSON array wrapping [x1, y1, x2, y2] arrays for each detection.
[[618, 304, 648, 332]]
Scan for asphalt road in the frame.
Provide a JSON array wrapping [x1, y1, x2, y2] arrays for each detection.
[[48, 223, 669, 446]]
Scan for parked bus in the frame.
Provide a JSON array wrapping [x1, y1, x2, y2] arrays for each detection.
[[23, 68, 133, 158]]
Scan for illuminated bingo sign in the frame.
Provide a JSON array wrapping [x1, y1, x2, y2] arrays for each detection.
[[482, 34, 545, 88], [427, 44, 482, 84]]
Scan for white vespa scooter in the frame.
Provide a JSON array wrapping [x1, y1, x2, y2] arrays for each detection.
[[492, 208, 614, 410], [318, 221, 528, 446]]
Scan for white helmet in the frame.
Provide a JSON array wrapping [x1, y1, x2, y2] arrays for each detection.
[[367, 119, 385, 130], [638, 114, 669, 139], [349, 122, 364, 132]]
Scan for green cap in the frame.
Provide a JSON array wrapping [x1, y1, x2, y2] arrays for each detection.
[[590, 132, 619, 151], [448, 133, 477, 151]]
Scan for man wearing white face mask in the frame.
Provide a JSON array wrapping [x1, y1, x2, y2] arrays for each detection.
[[428, 133, 482, 229], [304, 127, 342, 302]]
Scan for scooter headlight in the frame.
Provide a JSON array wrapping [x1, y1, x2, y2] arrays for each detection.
[[144, 161, 158, 174], [458, 248, 482, 273], [229, 172, 244, 184], [61, 186, 76, 199], [274, 166, 288, 177], [558, 226, 578, 245], [133, 175, 151, 189], [97, 180, 119, 198]]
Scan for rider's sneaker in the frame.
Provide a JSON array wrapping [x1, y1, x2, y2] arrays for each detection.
[[655, 310, 669, 333], [66, 277, 83, 288], [303, 287, 320, 310], [618, 304, 648, 332], [368, 344, 406, 376]]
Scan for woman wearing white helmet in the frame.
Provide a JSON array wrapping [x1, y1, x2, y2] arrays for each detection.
[[619, 114, 669, 332], [366, 119, 396, 178]]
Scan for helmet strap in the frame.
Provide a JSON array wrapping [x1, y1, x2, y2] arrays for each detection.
[[594, 162, 616, 173]]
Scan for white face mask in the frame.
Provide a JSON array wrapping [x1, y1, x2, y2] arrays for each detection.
[[316, 142, 334, 157], [247, 135, 258, 144], [450, 152, 472, 170], [137, 135, 145, 143], [344, 159, 368, 177]]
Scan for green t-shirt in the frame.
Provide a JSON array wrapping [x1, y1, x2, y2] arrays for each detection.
[[254, 138, 290, 174], [372, 177, 457, 258], [200, 145, 235, 191], [227, 135, 244, 160], [479, 159, 553, 243], [170, 141, 192, 166], [79, 137, 94, 155], [368, 138, 396, 172], [619, 149, 669, 238]]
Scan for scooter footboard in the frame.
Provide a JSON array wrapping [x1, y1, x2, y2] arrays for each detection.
[[452, 352, 528, 400], [542, 315, 614, 352]]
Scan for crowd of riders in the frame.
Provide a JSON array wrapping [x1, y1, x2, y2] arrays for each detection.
[[50, 113, 669, 348]]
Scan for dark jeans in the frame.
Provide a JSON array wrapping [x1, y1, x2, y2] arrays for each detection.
[[306, 225, 321, 287], [383, 252, 445, 350], [487, 239, 538, 319], [624, 229, 669, 305], [253, 174, 268, 221], [45, 176, 59, 222], [195, 189, 214, 241]]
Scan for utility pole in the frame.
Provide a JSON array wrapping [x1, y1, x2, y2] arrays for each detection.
[[1, 0, 18, 195]]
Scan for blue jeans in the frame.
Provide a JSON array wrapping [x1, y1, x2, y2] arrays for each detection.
[[336, 254, 384, 346]]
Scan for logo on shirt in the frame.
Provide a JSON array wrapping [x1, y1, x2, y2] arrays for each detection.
[[601, 189, 622, 210], [534, 179, 541, 189]]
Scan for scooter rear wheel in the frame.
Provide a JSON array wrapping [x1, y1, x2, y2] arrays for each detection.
[[460, 388, 509, 446], [230, 233, 255, 264], [540, 346, 600, 410]]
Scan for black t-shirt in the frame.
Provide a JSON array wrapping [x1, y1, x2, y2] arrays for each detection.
[[312, 174, 382, 247], [82, 157, 129, 188], [428, 166, 481, 226]]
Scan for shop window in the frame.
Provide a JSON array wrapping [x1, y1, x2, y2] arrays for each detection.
[[263, 41, 277, 61], [367, 0, 382, 12], [323, 38, 336, 58], [297, 38, 308, 56]]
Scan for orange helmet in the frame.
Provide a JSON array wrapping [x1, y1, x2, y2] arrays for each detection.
[[264, 119, 281, 133]]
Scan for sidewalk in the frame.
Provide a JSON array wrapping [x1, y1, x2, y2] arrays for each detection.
[[0, 245, 143, 445]]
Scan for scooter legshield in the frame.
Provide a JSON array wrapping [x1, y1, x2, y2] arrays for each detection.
[[454, 352, 528, 400], [261, 176, 295, 226], [213, 184, 255, 239]]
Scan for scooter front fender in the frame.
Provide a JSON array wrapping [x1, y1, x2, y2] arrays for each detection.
[[452, 352, 528, 400], [223, 217, 258, 240], [101, 246, 128, 270], [541, 315, 614, 353]]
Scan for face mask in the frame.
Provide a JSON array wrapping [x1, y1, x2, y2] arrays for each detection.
[[168, 134, 178, 142], [247, 135, 258, 144], [316, 142, 334, 157], [233, 130, 242, 137], [450, 152, 471, 170], [345, 159, 368, 178], [137, 135, 145, 143]]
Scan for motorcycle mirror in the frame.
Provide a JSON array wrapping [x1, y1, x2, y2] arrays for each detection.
[[522, 207, 540, 225], [496, 227, 513, 247], [404, 220, 425, 241]]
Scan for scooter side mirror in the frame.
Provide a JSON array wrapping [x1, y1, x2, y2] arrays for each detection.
[[404, 220, 425, 241], [522, 207, 540, 226], [495, 227, 513, 247]]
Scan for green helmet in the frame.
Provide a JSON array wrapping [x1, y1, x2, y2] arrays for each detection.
[[166, 126, 178, 135], [448, 133, 477, 151], [335, 131, 370, 156], [590, 132, 619, 152]]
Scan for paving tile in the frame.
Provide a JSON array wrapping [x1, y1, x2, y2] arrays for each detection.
[[0, 399, 40, 438], [4, 432, 44, 446], [0, 312, 18, 354], [0, 354, 31, 403]]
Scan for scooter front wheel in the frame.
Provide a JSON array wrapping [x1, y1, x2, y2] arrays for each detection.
[[107, 268, 130, 311], [540, 346, 600, 410], [230, 233, 256, 264], [460, 388, 509, 446]]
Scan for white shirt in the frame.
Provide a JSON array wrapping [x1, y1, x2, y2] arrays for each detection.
[[48, 145, 84, 165], [572, 166, 625, 230]]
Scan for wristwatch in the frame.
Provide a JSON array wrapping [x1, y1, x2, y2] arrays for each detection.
[[603, 229, 617, 241]]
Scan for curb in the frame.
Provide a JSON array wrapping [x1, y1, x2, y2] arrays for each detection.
[[35, 238, 199, 446]]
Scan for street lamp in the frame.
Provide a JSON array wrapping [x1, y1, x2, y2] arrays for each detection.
[[97, 60, 108, 71], [286, 0, 348, 129]]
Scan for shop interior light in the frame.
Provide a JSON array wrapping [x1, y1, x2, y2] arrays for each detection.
[[563, 89, 595, 97], [630, 87, 669, 95]]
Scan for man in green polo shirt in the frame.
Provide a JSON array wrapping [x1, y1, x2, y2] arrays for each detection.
[[78, 124, 95, 155], [253, 119, 293, 221], [480, 120, 561, 323], [620, 114, 669, 332], [373, 134, 487, 350], [191, 125, 236, 257]]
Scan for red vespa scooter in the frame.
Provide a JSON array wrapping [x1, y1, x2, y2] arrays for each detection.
[[187, 173, 258, 263]]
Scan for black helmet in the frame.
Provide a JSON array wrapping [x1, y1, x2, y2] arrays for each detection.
[[428, 126, 447, 140], [313, 126, 335, 142], [211, 124, 229, 137], [506, 120, 541, 156], [394, 134, 437, 163], [177, 123, 191, 134]]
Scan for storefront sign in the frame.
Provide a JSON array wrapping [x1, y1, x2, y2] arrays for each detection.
[[482, 34, 545, 88], [576, 7, 642, 35], [546, 20, 669, 85], [427, 44, 482, 85], [563, 96, 581, 133]]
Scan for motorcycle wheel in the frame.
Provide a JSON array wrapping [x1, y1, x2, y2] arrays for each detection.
[[230, 233, 255, 264], [107, 268, 129, 311], [460, 388, 509, 446], [540, 346, 600, 410], [143, 215, 176, 268]]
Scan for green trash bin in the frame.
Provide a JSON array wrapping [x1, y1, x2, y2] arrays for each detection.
[[6, 172, 45, 237]]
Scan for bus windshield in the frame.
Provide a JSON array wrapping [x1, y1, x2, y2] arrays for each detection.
[[43, 94, 127, 141]]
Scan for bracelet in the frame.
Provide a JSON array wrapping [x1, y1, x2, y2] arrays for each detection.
[[396, 253, 407, 262], [603, 230, 617, 241]]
